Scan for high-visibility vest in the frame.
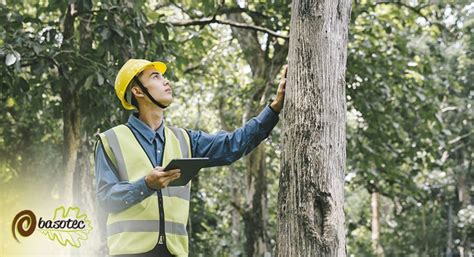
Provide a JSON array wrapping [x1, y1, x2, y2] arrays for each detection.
[[97, 124, 192, 256]]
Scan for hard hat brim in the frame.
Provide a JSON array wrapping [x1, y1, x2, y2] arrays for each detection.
[[145, 61, 167, 75]]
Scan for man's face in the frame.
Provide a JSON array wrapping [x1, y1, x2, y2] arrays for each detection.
[[134, 67, 173, 107]]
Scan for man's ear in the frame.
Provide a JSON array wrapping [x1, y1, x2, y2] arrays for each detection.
[[131, 86, 145, 98]]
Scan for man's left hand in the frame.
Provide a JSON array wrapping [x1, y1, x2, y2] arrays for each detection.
[[270, 65, 287, 113]]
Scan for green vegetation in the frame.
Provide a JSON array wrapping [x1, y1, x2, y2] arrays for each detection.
[[1, 1, 472, 256]]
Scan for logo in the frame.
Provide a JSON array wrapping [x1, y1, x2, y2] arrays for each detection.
[[12, 206, 92, 248]]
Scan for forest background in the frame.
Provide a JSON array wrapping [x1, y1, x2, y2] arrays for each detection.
[[0, 0, 472, 256]]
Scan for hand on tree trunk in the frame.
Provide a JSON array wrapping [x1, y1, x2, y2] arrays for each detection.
[[270, 65, 288, 113]]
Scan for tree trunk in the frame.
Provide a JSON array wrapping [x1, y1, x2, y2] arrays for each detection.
[[421, 205, 428, 257], [61, 88, 80, 201], [277, 0, 351, 256], [72, 135, 108, 257], [61, 4, 108, 256], [61, 3, 79, 204], [371, 192, 385, 257], [72, 4, 93, 209], [243, 144, 269, 256], [241, 87, 271, 257], [457, 159, 472, 257], [446, 204, 453, 257], [218, 98, 242, 253], [231, 172, 242, 252], [227, 12, 288, 257]]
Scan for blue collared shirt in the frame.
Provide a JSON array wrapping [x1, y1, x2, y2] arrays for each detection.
[[95, 106, 279, 213]]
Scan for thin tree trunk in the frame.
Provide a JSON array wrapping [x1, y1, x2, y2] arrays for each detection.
[[457, 158, 472, 257], [62, 88, 80, 200], [231, 176, 242, 251], [277, 0, 351, 256], [61, 3, 79, 204], [189, 91, 205, 253], [67, 4, 108, 256], [371, 192, 385, 257], [72, 136, 107, 257], [189, 170, 201, 246], [218, 98, 243, 253], [446, 204, 453, 257], [421, 205, 428, 257], [243, 144, 269, 256], [227, 11, 287, 257]]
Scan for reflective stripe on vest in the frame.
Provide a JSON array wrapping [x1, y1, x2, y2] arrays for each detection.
[[98, 124, 192, 256]]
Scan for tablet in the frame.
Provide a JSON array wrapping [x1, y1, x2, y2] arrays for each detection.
[[164, 158, 210, 187]]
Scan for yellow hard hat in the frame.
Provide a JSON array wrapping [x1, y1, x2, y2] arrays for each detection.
[[114, 59, 167, 110]]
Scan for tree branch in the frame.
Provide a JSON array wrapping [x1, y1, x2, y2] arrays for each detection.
[[230, 201, 247, 218], [168, 17, 289, 39], [183, 64, 204, 75]]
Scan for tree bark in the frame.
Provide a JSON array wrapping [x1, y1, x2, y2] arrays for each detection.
[[243, 144, 269, 256], [371, 192, 385, 257], [61, 3, 80, 205], [230, 173, 242, 251], [446, 204, 453, 257], [457, 160, 472, 257], [71, 7, 109, 256], [277, 0, 351, 256]]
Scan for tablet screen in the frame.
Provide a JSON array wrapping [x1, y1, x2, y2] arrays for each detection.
[[164, 158, 209, 186]]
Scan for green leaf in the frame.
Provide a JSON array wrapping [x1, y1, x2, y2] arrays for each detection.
[[5, 53, 16, 66], [415, 91, 426, 101], [84, 75, 94, 89], [6, 97, 15, 107], [97, 73, 104, 85]]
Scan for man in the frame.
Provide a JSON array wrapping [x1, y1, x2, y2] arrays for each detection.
[[95, 59, 286, 257]]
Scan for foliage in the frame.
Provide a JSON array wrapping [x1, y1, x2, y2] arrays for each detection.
[[346, 1, 473, 255], [0, 0, 471, 256]]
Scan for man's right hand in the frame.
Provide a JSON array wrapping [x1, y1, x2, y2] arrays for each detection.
[[144, 167, 181, 190]]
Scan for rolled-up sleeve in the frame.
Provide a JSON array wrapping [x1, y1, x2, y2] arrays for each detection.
[[94, 143, 154, 214], [188, 105, 279, 167]]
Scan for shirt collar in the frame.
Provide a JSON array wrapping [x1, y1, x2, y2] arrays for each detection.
[[127, 113, 165, 144]]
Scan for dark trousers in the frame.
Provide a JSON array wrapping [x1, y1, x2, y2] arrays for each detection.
[[112, 243, 174, 257]]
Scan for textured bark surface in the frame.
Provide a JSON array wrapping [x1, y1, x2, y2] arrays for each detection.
[[277, 0, 351, 256], [65, 6, 107, 256], [243, 144, 269, 256], [371, 192, 385, 257], [446, 204, 453, 257], [61, 3, 80, 204]]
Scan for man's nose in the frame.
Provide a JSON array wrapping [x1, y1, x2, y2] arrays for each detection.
[[164, 79, 170, 87]]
